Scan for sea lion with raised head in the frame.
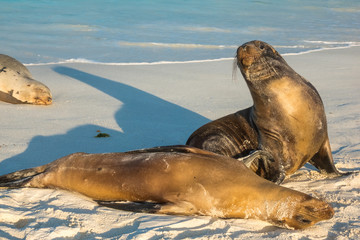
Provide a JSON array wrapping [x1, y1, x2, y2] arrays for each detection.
[[0, 145, 333, 229], [187, 40, 347, 184], [0, 54, 52, 105]]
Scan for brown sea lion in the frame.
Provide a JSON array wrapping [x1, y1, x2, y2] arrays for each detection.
[[0, 54, 52, 105], [187, 40, 346, 184], [0, 145, 333, 229]]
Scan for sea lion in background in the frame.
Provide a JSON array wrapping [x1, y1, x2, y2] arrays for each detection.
[[0, 54, 52, 105], [187, 40, 347, 184], [0, 145, 333, 229]]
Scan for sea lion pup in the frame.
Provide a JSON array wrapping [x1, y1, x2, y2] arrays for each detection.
[[0, 145, 334, 229], [0, 54, 52, 105], [187, 40, 347, 184]]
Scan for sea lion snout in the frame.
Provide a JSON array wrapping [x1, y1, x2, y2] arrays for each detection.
[[237, 42, 260, 68], [34, 96, 52, 105]]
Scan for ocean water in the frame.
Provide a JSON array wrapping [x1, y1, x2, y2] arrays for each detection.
[[0, 0, 359, 64]]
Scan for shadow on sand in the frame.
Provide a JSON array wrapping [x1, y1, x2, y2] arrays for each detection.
[[0, 66, 209, 174]]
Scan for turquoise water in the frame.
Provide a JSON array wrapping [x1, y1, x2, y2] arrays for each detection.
[[0, 0, 359, 64]]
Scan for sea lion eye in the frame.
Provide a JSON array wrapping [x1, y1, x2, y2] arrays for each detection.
[[295, 215, 312, 224]]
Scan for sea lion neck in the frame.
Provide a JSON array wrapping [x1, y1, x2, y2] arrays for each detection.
[[246, 77, 282, 111]]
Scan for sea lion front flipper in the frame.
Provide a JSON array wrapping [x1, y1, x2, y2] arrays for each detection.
[[237, 150, 274, 168], [96, 201, 161, 214], [0, 91, 24, 104], [157, 201, 198, 216], [238, 149, 285, 184], [309, 138, 351, 177]]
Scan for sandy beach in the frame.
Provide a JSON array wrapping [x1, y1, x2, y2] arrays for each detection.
[[0, 46, 359, 239]]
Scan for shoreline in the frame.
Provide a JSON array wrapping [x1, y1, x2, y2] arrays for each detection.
[[24, 44, 360, 66]]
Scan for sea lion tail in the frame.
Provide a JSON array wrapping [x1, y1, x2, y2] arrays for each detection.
[[0, 166, 47, 188]]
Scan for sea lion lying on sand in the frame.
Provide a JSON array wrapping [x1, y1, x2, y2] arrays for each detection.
[[0, 54, 52, 105], [0, 145, 333, 229]]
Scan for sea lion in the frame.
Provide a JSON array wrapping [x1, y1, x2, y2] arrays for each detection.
[[0, 145, 333, 229], [0, 54, 52, 105], [187, 40, 346, 184]]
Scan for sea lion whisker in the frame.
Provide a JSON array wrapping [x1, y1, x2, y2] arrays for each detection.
[[262, 57, 279, 78], [232, 57, 240, 82]]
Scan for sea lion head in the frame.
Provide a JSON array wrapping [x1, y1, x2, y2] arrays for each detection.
[[273, 194, 334, 230], [12, 78, 53, 105], [236, 40, 289, 83], [26, 80, 53, 105]]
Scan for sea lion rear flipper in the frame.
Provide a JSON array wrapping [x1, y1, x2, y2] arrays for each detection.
[[0, 166, 47, 188], [309, 138, 350, 177]]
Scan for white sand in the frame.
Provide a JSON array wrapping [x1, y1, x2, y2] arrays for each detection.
[[0, 47, 359, 239]]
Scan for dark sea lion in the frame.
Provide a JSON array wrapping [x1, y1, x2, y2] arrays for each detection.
[[0, 145, 333, 229], [187, 40, 346, 184], [0, 54, 52, 105]]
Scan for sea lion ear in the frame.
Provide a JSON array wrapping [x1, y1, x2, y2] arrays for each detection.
[[270, 46, 278, 55]]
